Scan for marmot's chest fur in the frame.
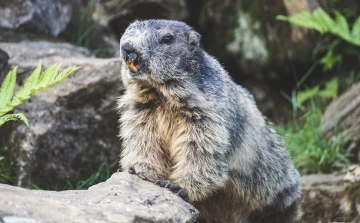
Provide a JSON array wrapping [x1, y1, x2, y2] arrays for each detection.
[[118, 19, 301, 223]]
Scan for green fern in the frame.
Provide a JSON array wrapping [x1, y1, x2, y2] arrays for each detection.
[[0, 62, 81, 127], [277, 8, 360, 70], [277, 8, 360, 46], [296, 79, 338, 106]]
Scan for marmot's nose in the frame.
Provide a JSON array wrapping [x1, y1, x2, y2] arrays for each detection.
[[122, 42, 138, 62]]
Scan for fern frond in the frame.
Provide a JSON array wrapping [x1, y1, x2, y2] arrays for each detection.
[[0, 113, 29, 127], [333, 10, 349, 34], [10, 63, 42, 108], [351, 16, 360, 39], [296, 86, 320, 106], [35, 63, 62, 92], [318, 79, 338, 99], [319, 39, 342, 70], [0, 63, 80, 127], [9, 63, 81, 111], [277, 8, 360, 46], [0, 67, 17, 116], [296, 79, 338, 106], [54, 66, 81, 83], [277, 12, 325, 33]]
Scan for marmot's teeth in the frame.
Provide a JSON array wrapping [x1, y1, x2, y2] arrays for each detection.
[[126, 61, 138, 73]]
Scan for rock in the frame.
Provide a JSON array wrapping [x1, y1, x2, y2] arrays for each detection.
[[190, 0, 320, 118], [103, 0, 189, 35], [197, 0, 318, 77], [0, 0, 73, 37], [0, 0, 119, 57], [0, 40, 123, 188], [344, 165, 360, 184], [3, 172, 360, 223], [301, 173, 360, 222], [0, 48, 9, 81], [321, 82, 360, 161], [0, 172, 199, 223]]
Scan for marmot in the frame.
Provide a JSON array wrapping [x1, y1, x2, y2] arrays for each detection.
[[118, 20, 301, 223]]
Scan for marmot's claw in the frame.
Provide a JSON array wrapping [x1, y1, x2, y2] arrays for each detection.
[[155, 180, 188, 201], [128, 167, 149, 181], [128, 166, 136, 174], [155, 179, 168, 187], [137, 172, 148, 180], [177, 188, 189, 201]]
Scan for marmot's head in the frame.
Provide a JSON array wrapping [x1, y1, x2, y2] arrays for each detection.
[[120, 20, 201, 85]]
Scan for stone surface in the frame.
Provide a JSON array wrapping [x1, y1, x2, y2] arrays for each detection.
[[0, 40, 123, 188], [0, 0, 73, 36], [2, 172, 360, 223], [0, 48, 9, 80], [321, 82, 360, 162], [104, 0, 189, 33], [301, 173, 359, 222], [344, 165, 360, 184], [0, 172, 199, 223], [0, 0, 119, 57]]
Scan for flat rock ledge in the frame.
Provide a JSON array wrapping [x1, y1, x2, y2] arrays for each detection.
[[0, 172, 199, 223], [2, 172, 360, 223]]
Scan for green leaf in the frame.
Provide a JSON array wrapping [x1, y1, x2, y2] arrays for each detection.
[[313, 8, 334, 33], [54, 66, 81, 83], [11, 62, 42, 108], [333, 10, 349, 34], [296, 86, 320, 106], [35, 63, 61, 92], [351, 16, 360, 39], [0, 67, 17, 116], [277, 11, 325, 33], [0, 113, 29, 127], [277, 8, 360, 46], [9, 63, 80, 111], [0, 63, 80, 128], [318, 79, 338, 99]]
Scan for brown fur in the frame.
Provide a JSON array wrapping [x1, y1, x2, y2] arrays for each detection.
[[118, 20, 301, 223]]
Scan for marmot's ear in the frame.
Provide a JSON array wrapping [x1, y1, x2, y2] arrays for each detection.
[[187, 31, 201, 51]]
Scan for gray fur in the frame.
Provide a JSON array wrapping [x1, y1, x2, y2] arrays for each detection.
[[118, 20, 301, 223]]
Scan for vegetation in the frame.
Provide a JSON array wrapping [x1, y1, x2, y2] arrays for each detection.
[[31, 162, 118, 190], [0, 63, 80, 185], [0, 148, 13, 184], [277, 7, 360, 71], [276, 8, 358, 174], [0, 63, 80, 127]]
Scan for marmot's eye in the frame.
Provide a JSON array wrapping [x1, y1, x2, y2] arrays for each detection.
[[161, 35, 174, 44]]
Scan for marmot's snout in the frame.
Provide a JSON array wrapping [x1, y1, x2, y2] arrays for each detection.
[[121, 41, 142, 73]]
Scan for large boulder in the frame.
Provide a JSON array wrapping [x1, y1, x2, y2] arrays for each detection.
[[0, 0, 72, 37], [2, 171, 360, 223], [321, 82, 360, 162], [0, 172, 199, 223], [0, 48, 9, 81], [0, 40, 123, 188], [0, 0, 119, 57]]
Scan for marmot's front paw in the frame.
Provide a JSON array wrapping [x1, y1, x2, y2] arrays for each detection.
[[128, 166, 150, 181], [155, 180, 189, 201]]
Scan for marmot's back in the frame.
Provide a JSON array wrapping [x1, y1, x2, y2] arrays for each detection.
[[118, 19, 301, 223]]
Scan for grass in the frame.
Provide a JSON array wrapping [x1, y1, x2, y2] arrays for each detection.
[[276, 101, 351, 174], [0, 156, 13, 184], [31, 161, 118, 191]]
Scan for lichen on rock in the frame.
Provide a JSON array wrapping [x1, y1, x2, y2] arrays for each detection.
[[226, 9, 268, 62]]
